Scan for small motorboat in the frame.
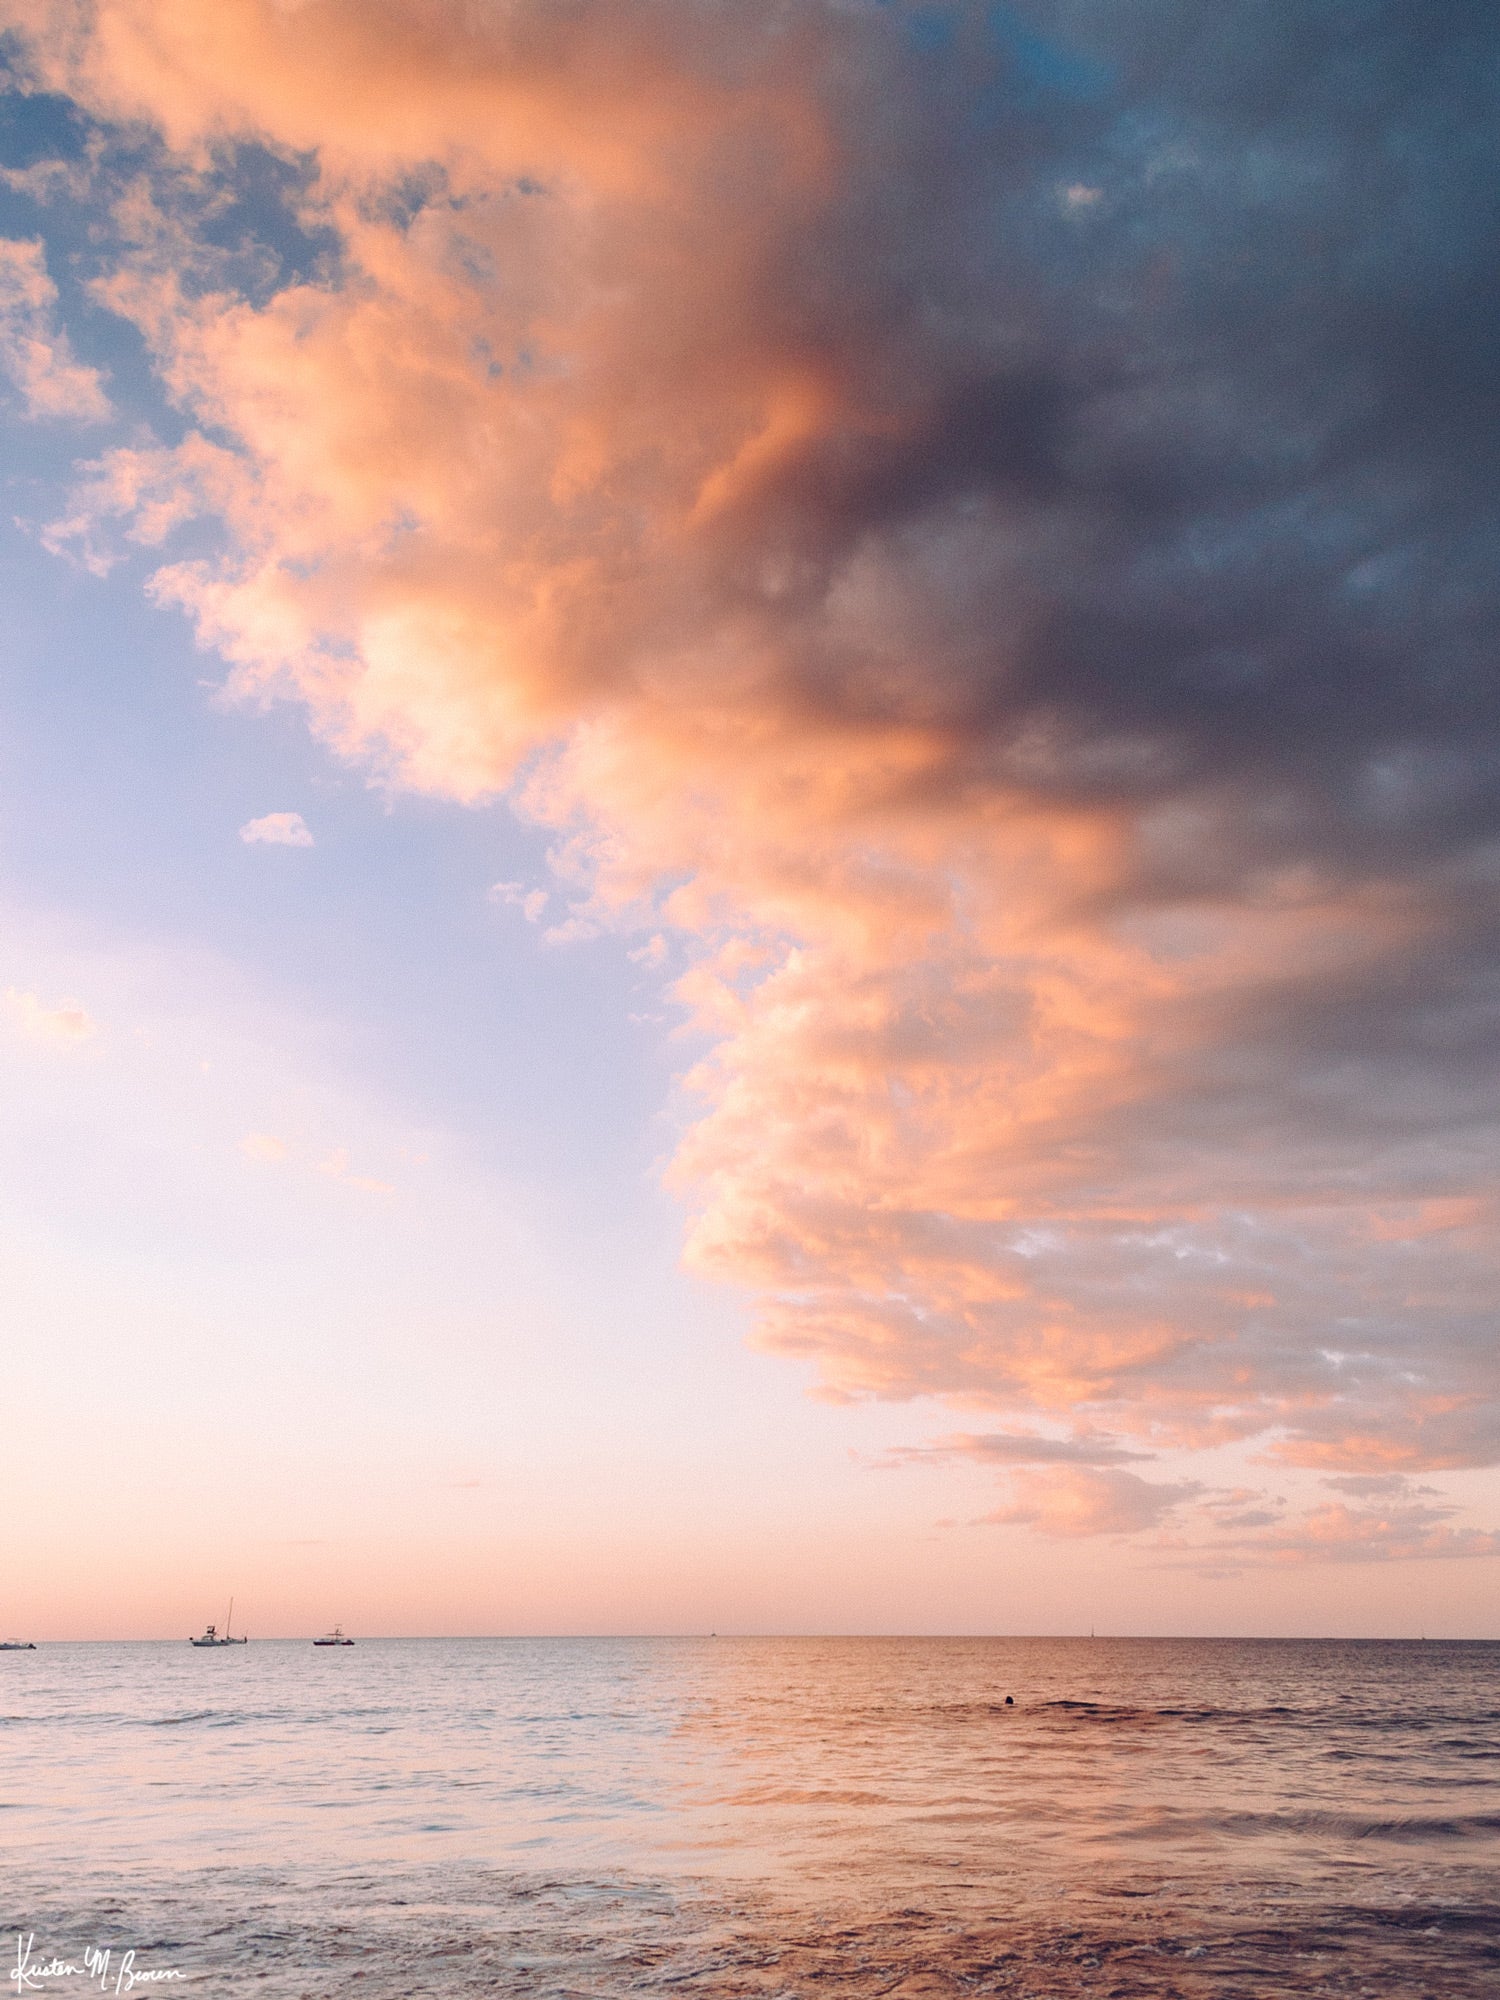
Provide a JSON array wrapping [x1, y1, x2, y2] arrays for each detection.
[[313, 1626, 354, 1646], [0, 1640, 36, 1651], [190, 1599, 247, 1647]]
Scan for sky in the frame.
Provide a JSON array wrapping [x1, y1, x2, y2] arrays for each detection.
[[2, 0, 1499, 1639]]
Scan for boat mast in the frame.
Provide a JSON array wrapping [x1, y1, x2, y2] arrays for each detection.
[[226, 1597, 234, 1640]]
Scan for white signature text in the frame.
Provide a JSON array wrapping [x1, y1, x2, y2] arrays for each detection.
[[12, 1935, 184, 1995]]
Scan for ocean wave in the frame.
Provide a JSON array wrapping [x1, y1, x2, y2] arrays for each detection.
[[7, 1862, 1500, 2000], [1112, 1807, 1500, 1844], [1035, 1699, 1500, 1734]]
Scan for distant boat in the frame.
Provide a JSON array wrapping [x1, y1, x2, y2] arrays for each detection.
[[190, 1599, 247, 1647], [313, 1626, 354, 1646], [0, 1640, 36, 1651]]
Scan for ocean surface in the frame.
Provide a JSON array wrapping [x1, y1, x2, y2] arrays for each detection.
[[1, 1637, 1496, 1996]]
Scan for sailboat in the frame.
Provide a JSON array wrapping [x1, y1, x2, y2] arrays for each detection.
[[313, 1625, 354, 1646], [0, 1639, 36, 1651], [190, 1599, 248, 1647]]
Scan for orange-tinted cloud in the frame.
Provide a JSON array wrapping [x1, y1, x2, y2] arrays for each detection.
[[976, 1465, 1201, 1539], [5, 985, 98, 1044], [0, 235, 109, 417], [11, 0, 1500, 1478], [1165, 1476, 1500, 1569]]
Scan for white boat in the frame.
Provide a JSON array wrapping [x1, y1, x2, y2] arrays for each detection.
[[0, 1640, 36, 1651], [313, 1626, 354, 1646], [190, 1599, 247, 1647]]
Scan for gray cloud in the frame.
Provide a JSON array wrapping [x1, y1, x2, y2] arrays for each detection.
[[704, 4, 1500, 833], [879, 1429, 1153, 1469]]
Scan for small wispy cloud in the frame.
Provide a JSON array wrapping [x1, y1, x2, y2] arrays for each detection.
[[1321, 1473, 1423, 1498], [0, 237, 110, 421], [543, 914, 601, 945], [240, 811, 314, 847], [1165, 1477, 1500, 1570], [878, 1430, 1154, 1471], [900, 1443, 1500, 1559], [974, 1467, 1202, 1539], [318, 1146, 394, 1196], [4, 986, 98, 1045], [488, 880, 548, 921], [242, 1132, 392, 1193], [240, 1131, 288, 1163]]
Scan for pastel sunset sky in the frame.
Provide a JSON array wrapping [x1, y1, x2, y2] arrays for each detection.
[[3, 0, 1499, 1637]]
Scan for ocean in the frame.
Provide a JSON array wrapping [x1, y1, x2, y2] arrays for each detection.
[[2, 1636, 1496, 1996]]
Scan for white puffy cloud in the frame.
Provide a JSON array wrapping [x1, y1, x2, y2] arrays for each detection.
[[488, 881, 548, 922], [239, 811, 313, 848]]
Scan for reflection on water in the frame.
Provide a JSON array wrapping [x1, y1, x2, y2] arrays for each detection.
[[2, 1637, 1497, 1994]]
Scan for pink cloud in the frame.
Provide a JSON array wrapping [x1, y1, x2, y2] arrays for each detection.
[[976, 1467, 1201, 1540], [1168, 1478, 1500, 1569], [935, 1461, 1500, 1561], [5, 986, 99, 1045], [0, 236, 109, 420], [13, 0, 1500, 1481]]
